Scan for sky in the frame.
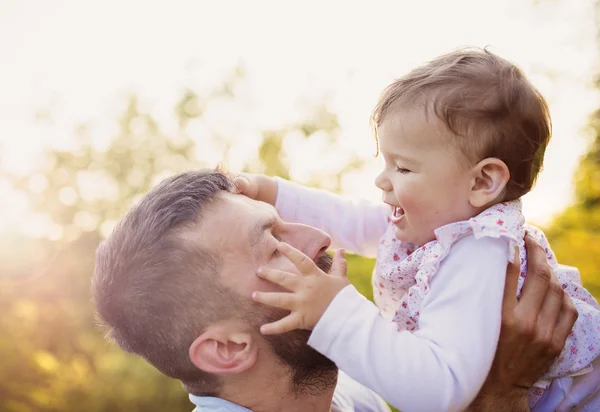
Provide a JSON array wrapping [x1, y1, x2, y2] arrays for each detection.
[[0, 0, 598, 234]]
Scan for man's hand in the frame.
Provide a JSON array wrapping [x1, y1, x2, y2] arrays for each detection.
[[233, 173, 278, 206], [469, 234, 579, 411], [252, 243, 349, 334]]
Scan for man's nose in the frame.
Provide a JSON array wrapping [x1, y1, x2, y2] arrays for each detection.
[[284, 223, 331, 260]]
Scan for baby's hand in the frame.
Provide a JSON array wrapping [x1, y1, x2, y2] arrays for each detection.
[[233, 173, 278, 206], [252, 243, 349, 334]]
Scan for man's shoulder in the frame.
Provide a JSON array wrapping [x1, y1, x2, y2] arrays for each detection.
[[188, 376, 391, 412], [189, 394, 251, 412]]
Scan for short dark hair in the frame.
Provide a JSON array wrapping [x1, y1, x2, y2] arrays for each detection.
[[372, 47, 552, 200], [92, 169, 235, 395]]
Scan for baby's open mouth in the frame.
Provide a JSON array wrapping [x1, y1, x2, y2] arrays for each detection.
[[393, 206, 405, 218]]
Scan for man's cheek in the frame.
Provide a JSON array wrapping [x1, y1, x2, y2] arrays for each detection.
[[258, 279, 286, 293], [271, 258, 300, 275], [253, 260, 300, 293], [274, 261, 301, 288]]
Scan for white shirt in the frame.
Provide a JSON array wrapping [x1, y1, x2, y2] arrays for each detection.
[[188, 371, 391, 412]]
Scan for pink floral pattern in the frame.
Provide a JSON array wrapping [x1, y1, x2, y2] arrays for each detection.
[[373, 200, 600, 388]]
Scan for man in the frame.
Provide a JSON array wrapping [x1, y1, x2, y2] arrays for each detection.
[[92, 169, 578, 411]]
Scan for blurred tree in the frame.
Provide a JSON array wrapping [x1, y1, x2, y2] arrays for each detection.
[[545, 0, 600, 298], [0, 93, 206, 412], [546, 105, 600, 297], [0, 68, 367, 411]]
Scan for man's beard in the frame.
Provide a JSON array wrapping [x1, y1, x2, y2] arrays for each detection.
[[247, 252, 338, 396]]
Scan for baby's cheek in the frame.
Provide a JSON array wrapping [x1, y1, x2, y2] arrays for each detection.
[[402, 193, 439, 241], [396, 178, 422, 202], [398, 191, 424, 217]]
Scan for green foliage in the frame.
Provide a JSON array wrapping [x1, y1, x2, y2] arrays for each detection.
[[346, 254, 376, 301], [257, 131, 291, 179], [546, 107, 600, 297], [1, 93, 206, 411]]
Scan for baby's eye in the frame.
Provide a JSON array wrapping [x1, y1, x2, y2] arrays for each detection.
[[396, 167, 411, 174]]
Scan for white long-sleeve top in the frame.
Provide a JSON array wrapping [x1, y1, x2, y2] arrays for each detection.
[[275, 178, 506, 411], [275, 178, 389, 258], [274, 178, 600, 412]]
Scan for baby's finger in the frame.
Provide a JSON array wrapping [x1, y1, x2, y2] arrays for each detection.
[[331, 249, 347, 278], [260, 314, 302, 335], [232, 176, 250, 194], [257, 267, 299, 290], [277, 242, 318, 275], [252, 291, 295, 310]]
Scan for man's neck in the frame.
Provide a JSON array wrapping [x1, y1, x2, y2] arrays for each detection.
[[219, 369, 338, 412]]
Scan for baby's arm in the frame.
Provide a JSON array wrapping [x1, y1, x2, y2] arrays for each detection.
[[274, 177, 389, 257], [235, 173, 388, 257], [307, 235, 508, 412]]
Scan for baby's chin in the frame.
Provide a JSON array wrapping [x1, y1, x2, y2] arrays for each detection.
[[394, 227, 435, 247]]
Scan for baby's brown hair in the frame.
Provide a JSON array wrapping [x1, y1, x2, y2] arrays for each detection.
[[372, 47, 552, 201]]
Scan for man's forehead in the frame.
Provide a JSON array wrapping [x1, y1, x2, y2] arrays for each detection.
[[220, 191, 278, 217], [190, 192, 278, 249]]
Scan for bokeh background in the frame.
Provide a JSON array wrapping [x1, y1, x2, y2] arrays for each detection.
[[0, 0, 599, 410]]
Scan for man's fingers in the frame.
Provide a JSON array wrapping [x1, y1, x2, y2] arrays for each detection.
[[535, 281, 564, 352], [260, 314, 302, 335], [330, 249, 347, 278], [252, 291, 295, 310], [257, 268, 299, 290], [519, 234, 551, 315], [278, 242, 318, 274], [552, 295, 579, 355], [503, 245, 520, 315]]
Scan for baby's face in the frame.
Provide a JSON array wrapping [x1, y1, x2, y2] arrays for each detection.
[[374, 106, 478, 246]]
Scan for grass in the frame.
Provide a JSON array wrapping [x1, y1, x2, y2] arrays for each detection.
[[345, 253, 376, 301]]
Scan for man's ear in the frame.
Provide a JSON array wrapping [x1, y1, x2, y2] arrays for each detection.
[[469, 158, 510, 208], [188, 324, 258, 375]]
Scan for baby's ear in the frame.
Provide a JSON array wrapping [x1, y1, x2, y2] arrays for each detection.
[[468, 158, 510, 208]]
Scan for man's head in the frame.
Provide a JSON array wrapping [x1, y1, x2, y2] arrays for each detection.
[[92, 170, 336, 397]]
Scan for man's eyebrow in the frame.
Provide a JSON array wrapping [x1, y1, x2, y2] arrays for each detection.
[[249, 217, 276, 248]]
